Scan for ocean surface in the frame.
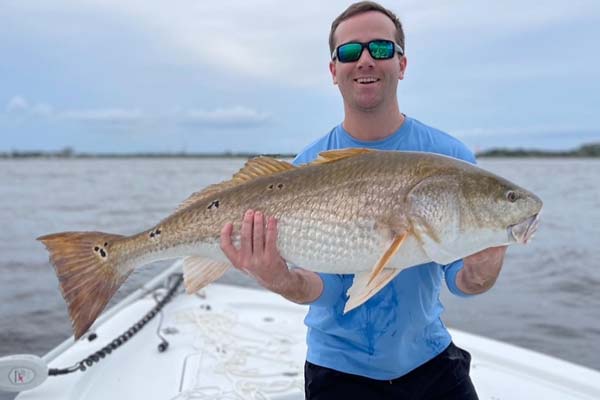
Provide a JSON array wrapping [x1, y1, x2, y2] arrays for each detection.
[[1, 157, 599, 398]]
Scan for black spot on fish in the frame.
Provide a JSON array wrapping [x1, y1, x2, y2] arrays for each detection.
[[148, 228, 161, 238]]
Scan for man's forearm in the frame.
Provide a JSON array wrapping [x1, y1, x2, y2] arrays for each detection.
[[457, 246, 507, 294], [271, 268, 323, 305]]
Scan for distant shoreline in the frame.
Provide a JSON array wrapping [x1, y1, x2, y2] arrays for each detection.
[[0, 151, 296, 160], [1, 142, 599, 159], [476, 142, 599, 158]]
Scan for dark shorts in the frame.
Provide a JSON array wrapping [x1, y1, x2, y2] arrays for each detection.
[[304, 342, 478, 400]]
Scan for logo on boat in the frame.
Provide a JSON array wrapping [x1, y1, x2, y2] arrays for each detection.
[[9, 368, 34, 385]]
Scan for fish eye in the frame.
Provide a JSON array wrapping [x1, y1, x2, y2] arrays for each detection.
[[506, 190, 518, 202]]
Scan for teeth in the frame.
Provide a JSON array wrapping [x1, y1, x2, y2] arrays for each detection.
[[356, 77, 378, 84]]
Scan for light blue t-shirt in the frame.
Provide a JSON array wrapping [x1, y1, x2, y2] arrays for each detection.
[[292, 116, 477, 380]]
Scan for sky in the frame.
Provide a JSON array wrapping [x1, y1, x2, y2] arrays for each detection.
[[1, 0, 599, 154]]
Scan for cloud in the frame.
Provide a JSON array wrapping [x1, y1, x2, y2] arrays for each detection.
[[455, 125, 599, 138], [31, 103, 54, 118], [2, 1, 598, 154], [59, 108, 144, 124], [6, 96, 29, 113], [183, 106, 270, 128], [4, 0, 599, 89], [3, 96, 269, 129], [4, 96, 143, 125], [2, 1, 336, 88], [406, 0, 598, 36]]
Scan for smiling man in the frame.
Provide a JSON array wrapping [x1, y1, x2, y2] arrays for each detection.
[[220, 2, 506, 399]]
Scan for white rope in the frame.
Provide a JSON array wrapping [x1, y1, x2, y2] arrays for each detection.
[[169, 304, 304, 400]]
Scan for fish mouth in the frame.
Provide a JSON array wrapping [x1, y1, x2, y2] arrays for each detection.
[[508, 213, 540, 244]]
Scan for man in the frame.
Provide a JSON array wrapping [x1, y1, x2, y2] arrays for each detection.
[[220, 2, 506, 399]]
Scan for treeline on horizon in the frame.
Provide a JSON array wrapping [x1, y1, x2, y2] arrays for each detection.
[[476, 142, 600, 157], [1, 142, 599, 159], [0, 148, 296, 159]]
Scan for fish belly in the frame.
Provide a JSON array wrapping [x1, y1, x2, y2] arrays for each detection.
[[275, 216, 388, 274]]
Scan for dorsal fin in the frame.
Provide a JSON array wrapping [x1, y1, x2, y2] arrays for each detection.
[[231, 156, 296, 182], [311, 148, 375, 165], [174, 156, 296, 213]]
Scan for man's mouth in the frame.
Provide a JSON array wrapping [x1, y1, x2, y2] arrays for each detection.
[[354, 77, 379, 85]]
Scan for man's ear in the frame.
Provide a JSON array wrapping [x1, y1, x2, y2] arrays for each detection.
[[329, 61, 338, 85], [398, 56, 407, 80]]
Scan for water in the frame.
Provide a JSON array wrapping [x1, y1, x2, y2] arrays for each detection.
[[0, 157, 599, 397]]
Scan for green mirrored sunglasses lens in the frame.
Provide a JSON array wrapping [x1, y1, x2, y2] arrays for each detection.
[[338, 43, 363, 62], [368, 40, 394, 59]]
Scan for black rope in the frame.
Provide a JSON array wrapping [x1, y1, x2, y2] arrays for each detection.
[[48, 273, 184, 376]]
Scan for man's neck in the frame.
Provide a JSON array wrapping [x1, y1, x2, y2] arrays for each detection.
[[342, 105, 405, 142]]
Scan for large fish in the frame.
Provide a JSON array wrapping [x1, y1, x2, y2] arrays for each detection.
[[38, 149, 542, 339]]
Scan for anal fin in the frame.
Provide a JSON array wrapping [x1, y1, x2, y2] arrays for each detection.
[[182, 256, 231, 293], [344, 268, 402, 313]]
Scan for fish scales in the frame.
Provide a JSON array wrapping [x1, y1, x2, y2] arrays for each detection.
[[142, 155, 402, 272]]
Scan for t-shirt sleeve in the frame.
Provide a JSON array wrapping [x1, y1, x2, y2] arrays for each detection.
[[293, 149, 317, 166], [443, 260, 474, 297], [306, 272, 345, 307], [453, 143, 477, 165], [292, 154, 307, 166]]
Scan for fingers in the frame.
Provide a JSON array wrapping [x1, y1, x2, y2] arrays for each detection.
[[220, 222, 238, 262], [219, 212, 285, 290], [253, 211, 265, 257], [220, 210, 278, 275], [265, 216, 278, 253], [241, 209, 254, 255]]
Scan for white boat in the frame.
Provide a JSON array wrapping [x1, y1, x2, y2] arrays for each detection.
[[3, 260, 600, 400]]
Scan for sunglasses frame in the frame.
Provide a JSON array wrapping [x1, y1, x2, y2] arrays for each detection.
[[332, 39, 404, 63]]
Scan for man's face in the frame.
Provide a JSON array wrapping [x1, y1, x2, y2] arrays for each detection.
[[330, 11, 407, 112]]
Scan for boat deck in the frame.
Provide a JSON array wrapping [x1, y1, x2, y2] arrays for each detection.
[[15, 264, 600, 400]]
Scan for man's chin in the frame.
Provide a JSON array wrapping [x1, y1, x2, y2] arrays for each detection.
[[353, 98, 383, 112]]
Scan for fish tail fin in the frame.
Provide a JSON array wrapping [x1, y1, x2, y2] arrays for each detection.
[[37, 231, 131, 339]]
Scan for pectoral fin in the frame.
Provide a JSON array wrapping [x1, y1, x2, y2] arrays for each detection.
[[182, 257, 231, 293], [344, 268, 402, 313], [367, 232, 408, 285]]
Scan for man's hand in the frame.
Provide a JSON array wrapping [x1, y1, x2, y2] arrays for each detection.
[[457, 246, 508, 294], [220, 209, 323, 304], [220, 209, 289, 291]]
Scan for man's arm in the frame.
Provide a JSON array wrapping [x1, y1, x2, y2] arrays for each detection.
[[220, 209, 323, 304], [456, 246, 508, 294]]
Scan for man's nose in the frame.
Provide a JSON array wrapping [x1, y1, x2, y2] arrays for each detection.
[[356, 47, 375, 68]]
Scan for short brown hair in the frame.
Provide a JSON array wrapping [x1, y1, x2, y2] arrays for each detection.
[[329, 1, 405, 56]]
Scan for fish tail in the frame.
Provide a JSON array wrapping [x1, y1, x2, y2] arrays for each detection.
[[37, 231, 131, 339]]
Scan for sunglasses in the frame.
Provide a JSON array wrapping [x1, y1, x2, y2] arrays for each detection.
[[332, 39, 404, 63]]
